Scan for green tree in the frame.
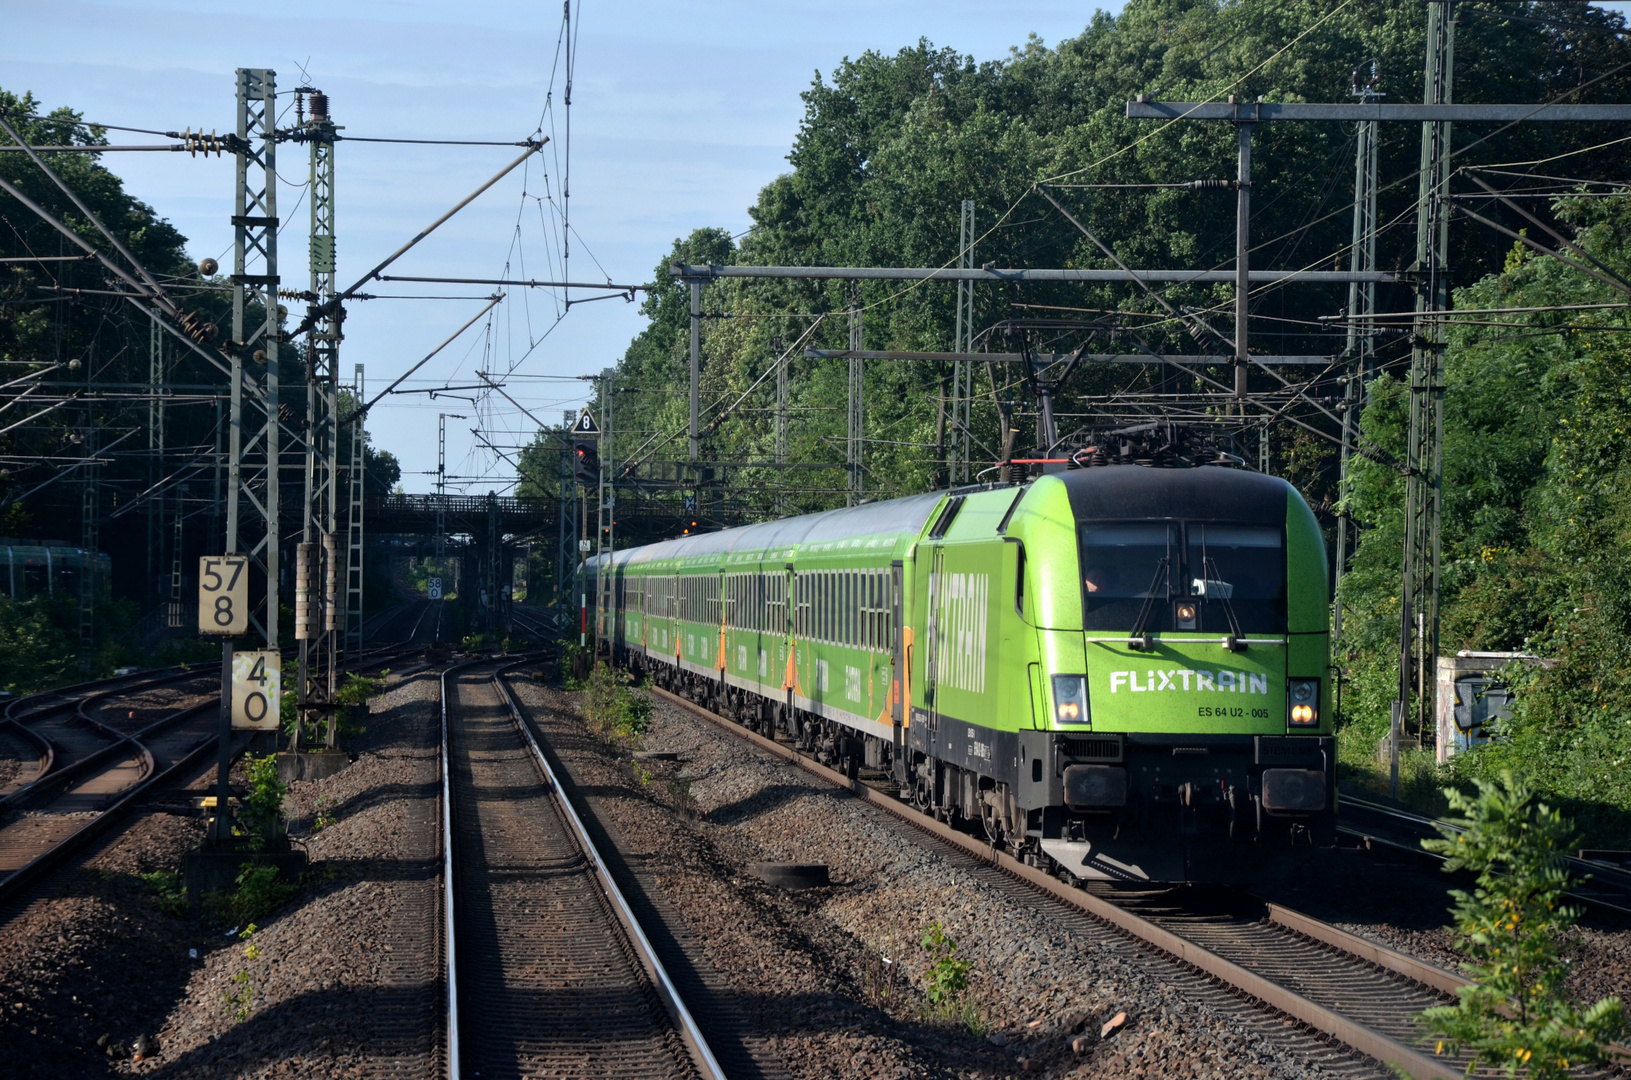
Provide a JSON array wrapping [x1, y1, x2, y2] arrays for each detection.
[[1338, 195, 1631, 838], [1419, 771, 1625, 1077], [571, 2, 1631, 839]]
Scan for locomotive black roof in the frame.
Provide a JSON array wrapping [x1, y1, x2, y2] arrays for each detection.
[[586, 466, 1299, 571], [1054, 465, 1291, 524]]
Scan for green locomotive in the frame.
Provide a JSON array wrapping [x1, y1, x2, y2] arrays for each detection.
[[588, 458, 1333, 881]]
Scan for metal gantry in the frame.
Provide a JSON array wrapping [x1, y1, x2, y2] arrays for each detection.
[[346, 363, 366, 659], [146, 313, 165, 610], [296, 87, 342, 749], [846, 307, 863, 505], [598, 366, 615, 561], [1334, 61, 1383, 641], [78, 420, 98, 669], [227, 67, 280, 649], [1398, 0, 1457, 792], [556, 409, 579, 625]]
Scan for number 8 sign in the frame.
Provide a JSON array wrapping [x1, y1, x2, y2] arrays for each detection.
[[198, 555, 249, 635], [232, 650, 282, 730]]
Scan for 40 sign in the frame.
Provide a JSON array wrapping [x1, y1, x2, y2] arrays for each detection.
[[231, 650, 281, 731]]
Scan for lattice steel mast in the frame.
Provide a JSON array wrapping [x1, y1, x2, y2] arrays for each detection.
[[296, 86, 341, 749], [228, 68, 280, 649], [1395, 0, 1456, 794]]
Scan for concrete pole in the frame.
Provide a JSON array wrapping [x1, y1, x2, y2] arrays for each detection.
[[1235, 122, 1252, 401], [689, 281, 701, 462]]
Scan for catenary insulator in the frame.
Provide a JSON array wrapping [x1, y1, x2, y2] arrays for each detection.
[[310, 93, 329, 122], [1187, 179, 1234, 190], [323, 533, 339, 632], [295, 542, 316, 640]]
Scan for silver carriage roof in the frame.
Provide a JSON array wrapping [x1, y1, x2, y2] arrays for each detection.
[[585, 489, 948, 570]]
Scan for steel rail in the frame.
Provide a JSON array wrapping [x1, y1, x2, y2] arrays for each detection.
[[439, 657, 481, 1080], [0, 700, 221, 911], [1, 668, 207, 807], [490, 661, 727, 1080], [646, 684, 1462, 1080], [0, 647, 420, 919], [1340, 794, 1631, 917]]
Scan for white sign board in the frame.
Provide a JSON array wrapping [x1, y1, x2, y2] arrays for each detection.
[[198, 555, 249, 635], [427, 577, 443, 601], [231, 650, 281, 730]]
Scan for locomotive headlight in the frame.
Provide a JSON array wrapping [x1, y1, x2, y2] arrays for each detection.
[[1175, 602, 1198, 630], [1052, 674, 1090, 725], [1288, 679, 1319, 727]]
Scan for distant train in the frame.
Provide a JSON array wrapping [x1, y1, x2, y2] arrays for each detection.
[[586, 456, 1333, 882], [0, 540, 110, 602]]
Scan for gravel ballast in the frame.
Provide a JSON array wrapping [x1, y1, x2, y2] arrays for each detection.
[[118, 669, 444, 1079], [0, 810, 208, 1078], [510, 674, 1382, 1080]]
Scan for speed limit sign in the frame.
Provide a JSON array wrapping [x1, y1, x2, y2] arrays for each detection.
[[198, 555, 249, 635], [231, 650, 281, 730]]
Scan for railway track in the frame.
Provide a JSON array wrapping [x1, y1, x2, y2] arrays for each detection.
[[0, 668, 221, 907], [1340, 792, 1631, 916], [642, 682, 1484, 1080], [440, 659, 722, 1080], [360, 597, 444, 645], [0, 643, 420, 917]]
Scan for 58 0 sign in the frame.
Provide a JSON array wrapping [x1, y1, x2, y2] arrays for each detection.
[[198, 556, 249, 635]]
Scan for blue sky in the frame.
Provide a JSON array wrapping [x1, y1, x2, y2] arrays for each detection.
[[3, 1, 1627, 492]]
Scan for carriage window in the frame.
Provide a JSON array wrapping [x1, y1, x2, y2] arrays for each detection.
[[823, 572, 832, 643], [848, 570, 861, 646]]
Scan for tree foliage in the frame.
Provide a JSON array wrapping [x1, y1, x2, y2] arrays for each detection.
[[1339, 197, 1631, 841], [570, 0, 1631, 520], [0, 88, 395, 674], [520, 1, 1631, 835], [1419, 772, 1625, 1077]]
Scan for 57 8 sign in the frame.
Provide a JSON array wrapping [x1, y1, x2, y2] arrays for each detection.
[[198, 555, 249, 635]]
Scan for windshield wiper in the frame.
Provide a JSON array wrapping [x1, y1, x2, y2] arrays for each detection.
[[1127, 556, 1169, 650], [1203, 555, 1246, 651]]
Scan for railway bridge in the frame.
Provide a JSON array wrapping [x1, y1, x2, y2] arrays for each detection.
[[364, 492, 695, 631]]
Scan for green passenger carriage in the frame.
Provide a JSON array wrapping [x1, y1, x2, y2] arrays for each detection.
[[587, 461, 1333, 882]]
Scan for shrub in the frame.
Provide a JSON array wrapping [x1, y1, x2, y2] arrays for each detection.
[[920, 921, 971, 1003], [335, 670, 387, 738], [223, 923, 262, 1021], [582, 661, 651, 741], [917, 921, 987, 1036], [137, 869, 187, 916], [1418, 771, 1625, 1078], [558, 638, 589, 688], [238, 752, 286, 851]]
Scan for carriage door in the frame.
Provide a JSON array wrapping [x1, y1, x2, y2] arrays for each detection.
[[890, 560, 906, 781], [783, 564, 796, 706], [923, 546, 944, 735]]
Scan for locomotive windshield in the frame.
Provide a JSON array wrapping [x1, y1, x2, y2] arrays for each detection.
[[1080, 521, 1286, 634]]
